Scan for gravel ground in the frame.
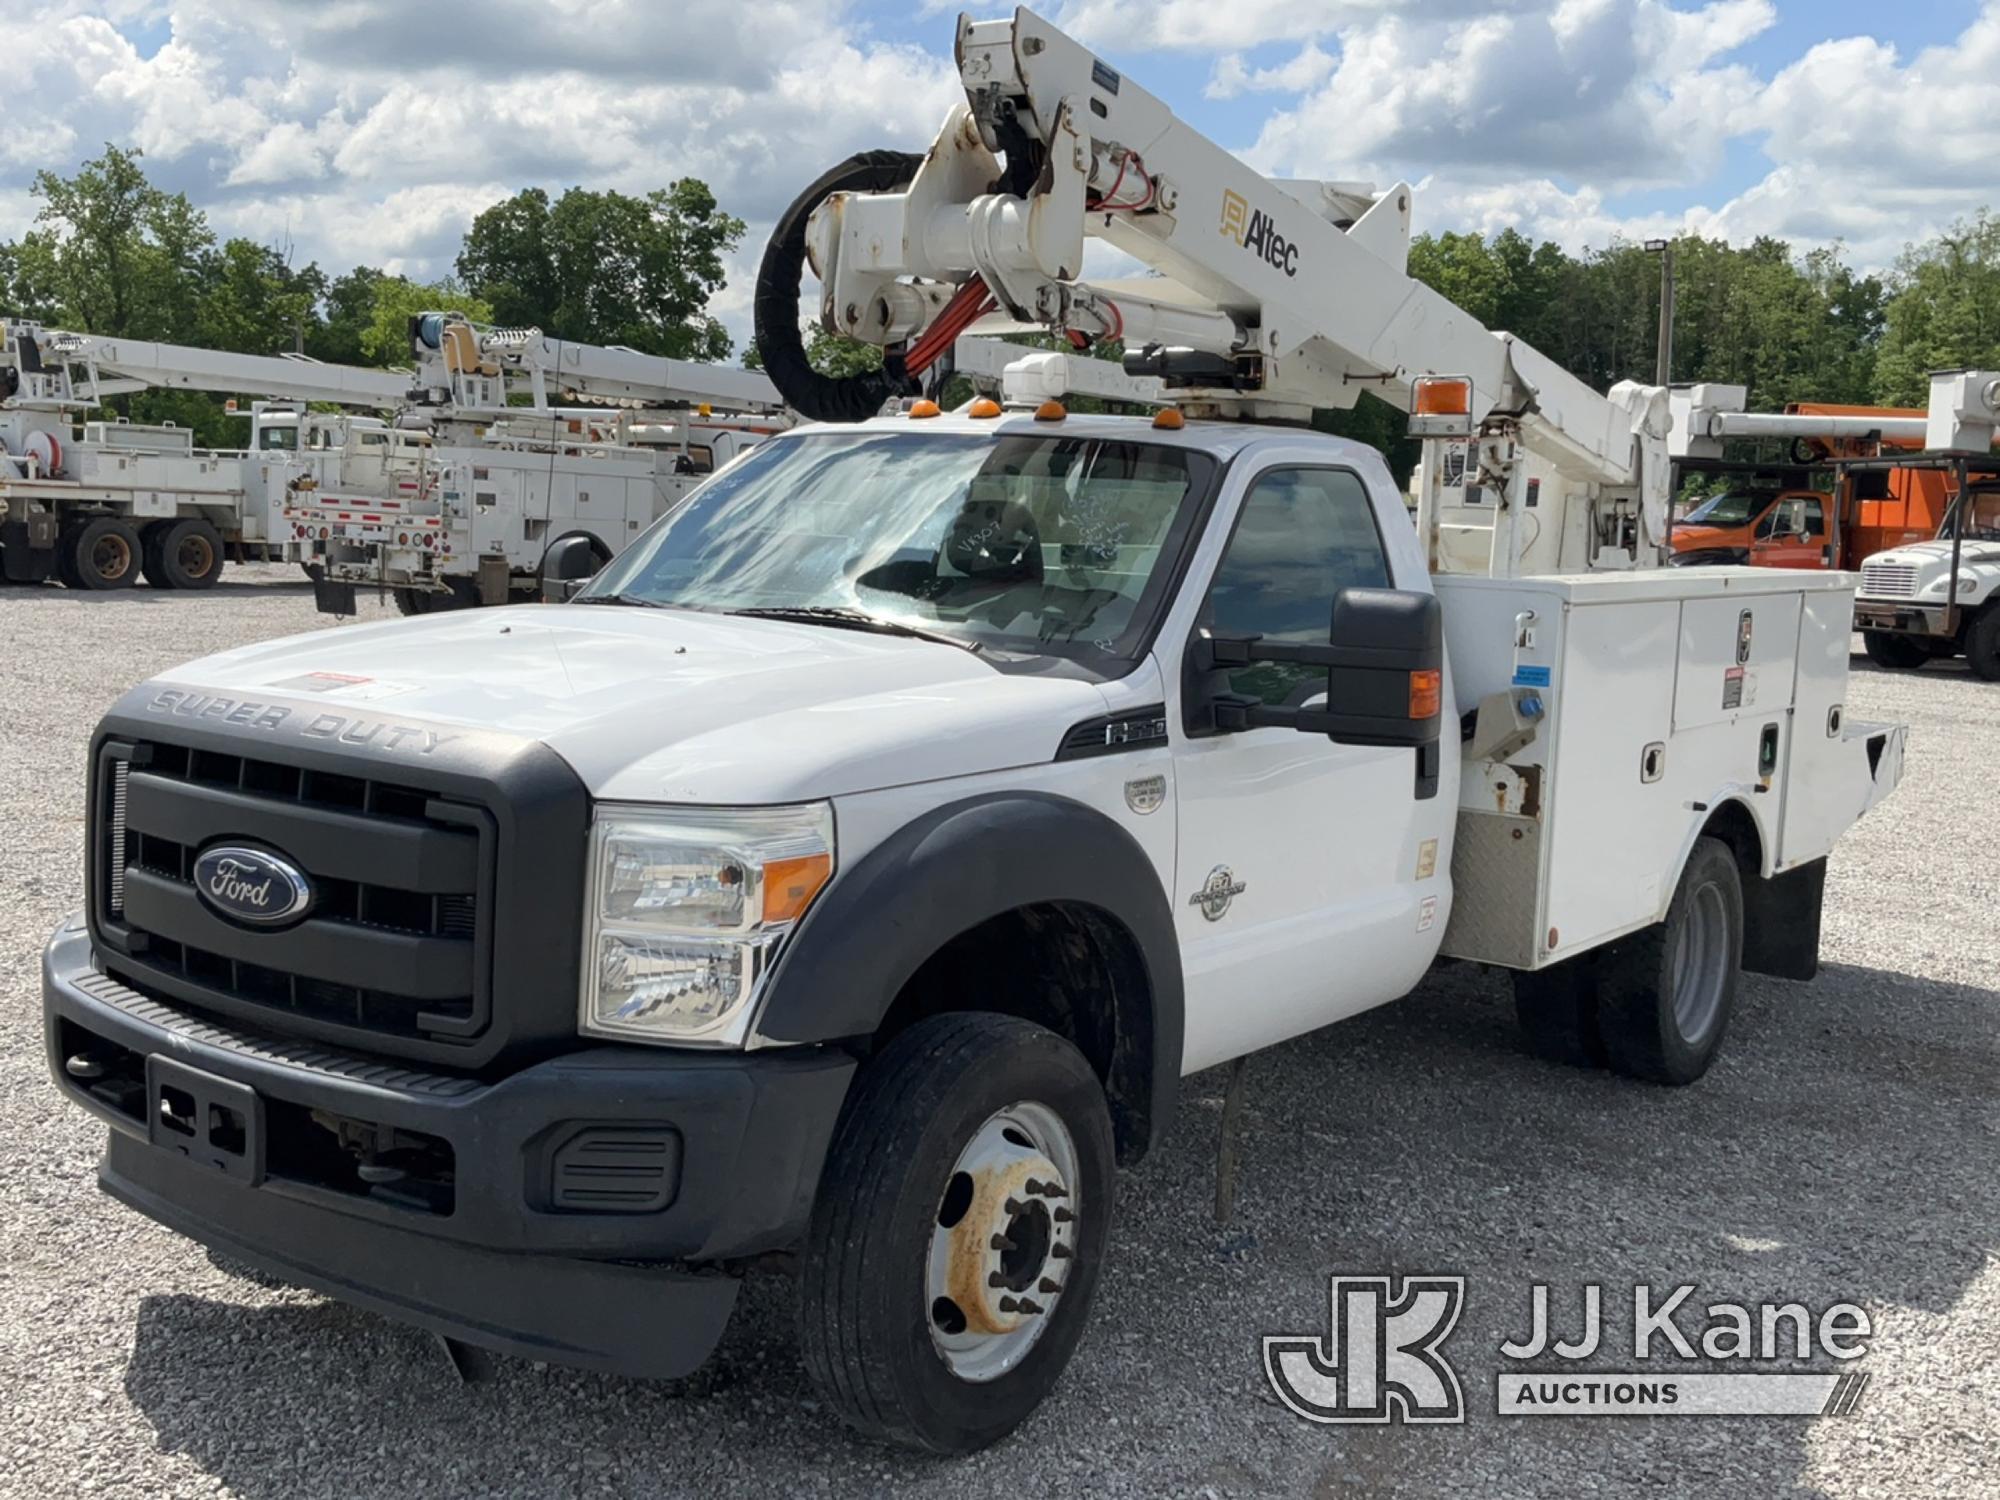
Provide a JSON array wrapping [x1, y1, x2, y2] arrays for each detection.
[[1, 565, 1995, 1499]]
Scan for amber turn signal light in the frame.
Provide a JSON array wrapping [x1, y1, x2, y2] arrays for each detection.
[[1408, 669, 1443, 720], [1412, 378, 1471, 416]]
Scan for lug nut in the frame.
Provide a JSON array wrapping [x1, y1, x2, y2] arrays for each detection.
[[998, 1296, 1019, 1313], [1004, 1197, 1025, 1215], [990, 1234, 1016, 1252], [1024, 1177, 1045, 1195], [1053, 1207, 1075, 1224], [1050, 1243, 1073, 1260], [1042, 1183, 1069, 1200], [1039, 1277, 1061, 1294], [989, 1272, 1008, 1288], [1017, 1298, 1044, 1316]]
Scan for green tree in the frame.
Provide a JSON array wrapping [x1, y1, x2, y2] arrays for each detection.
[[1874, 212, 2000, 405], [195, 238, 325, 356], [20, 145, 211, 339], [307, 266, 388, 366], [361, 276, 493, 363], [457, 181, 744, 359]]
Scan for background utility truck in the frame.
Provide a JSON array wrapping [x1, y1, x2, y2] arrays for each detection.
[[0, 320, 408, 588], [1848, 370, 2000, 677], [1668, 386, 1969, 576], [44, 6, 1904, 1457], [293, 314, 794, 614]]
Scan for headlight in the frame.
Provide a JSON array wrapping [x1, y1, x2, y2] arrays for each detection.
[[581, 803, 834, 1044]]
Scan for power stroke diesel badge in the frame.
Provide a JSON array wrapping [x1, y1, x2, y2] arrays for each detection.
[[193, 845, 315, 927]]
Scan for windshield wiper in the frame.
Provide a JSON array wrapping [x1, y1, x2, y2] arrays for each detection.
[[729, 605, 984, 654], [574, 591, 676, 609]]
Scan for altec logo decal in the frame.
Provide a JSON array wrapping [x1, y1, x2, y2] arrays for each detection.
[[1221, 190, 1300, 278]]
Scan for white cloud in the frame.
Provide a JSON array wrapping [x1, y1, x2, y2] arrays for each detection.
[[1207, 43, 1338, 100], [4, 0, 1998, 355]]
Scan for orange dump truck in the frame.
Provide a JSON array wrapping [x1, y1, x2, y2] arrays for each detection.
[[1670, 401, 1951, 571]]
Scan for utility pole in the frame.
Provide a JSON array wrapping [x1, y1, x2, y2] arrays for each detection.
[[1645, 238, 1675, 386]]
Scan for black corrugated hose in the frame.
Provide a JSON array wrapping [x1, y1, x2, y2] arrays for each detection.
[[753, 151, 925, 424]]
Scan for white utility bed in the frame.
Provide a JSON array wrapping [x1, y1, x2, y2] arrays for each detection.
[[1434, 567, 1905, 971]]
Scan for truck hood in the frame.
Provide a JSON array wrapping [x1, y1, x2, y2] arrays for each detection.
[[150, 605, 1111, 803], [1868, 540, 2000, 568]]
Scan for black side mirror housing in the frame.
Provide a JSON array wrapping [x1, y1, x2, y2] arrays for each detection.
[[1184, 586, 1445, 769], [541, 535, 602, 603]]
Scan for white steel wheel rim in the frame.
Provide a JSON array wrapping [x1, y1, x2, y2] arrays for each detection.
[[925, 1100, 1080, 1383], [1671, 880, 1729, 1042]]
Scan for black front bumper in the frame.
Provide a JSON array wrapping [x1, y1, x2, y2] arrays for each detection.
[[43, 917, 855, 1378], [1853, 602, 1951, 637]]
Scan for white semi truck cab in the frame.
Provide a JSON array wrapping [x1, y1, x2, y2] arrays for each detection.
[[1850, 370, 2000, 678], [42, 8, 1906, 1455]]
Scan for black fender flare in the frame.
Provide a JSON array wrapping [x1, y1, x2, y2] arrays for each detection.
[[754, 791, 1184, 1160]]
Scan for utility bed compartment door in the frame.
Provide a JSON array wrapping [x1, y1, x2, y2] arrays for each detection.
[[1672, 591, 1802, 731]]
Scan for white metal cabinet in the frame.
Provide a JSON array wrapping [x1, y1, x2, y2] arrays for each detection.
[[1435, 568, 1884, 971]]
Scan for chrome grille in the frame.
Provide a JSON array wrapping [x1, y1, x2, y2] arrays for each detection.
[[1859, 562, 1919, 599]]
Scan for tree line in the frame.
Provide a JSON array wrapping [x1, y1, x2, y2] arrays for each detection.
[[4, 145, 1999, 455]]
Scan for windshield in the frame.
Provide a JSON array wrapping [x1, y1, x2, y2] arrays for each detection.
[[1684, 489, 1771, 527], [581, 430, 1214, 665], [1945, 488, 2000, 541], [257, 423, 299, 451]]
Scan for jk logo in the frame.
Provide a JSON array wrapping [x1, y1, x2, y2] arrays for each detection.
[[1263, 1275, 1466, 1424]]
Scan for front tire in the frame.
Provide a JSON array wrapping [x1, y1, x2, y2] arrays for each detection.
[[1862, 630, 1931, 670], [798, 1013, 1115, 1453], [1965, 604, 2000, 682], [1594, 837, 1743, 1085]]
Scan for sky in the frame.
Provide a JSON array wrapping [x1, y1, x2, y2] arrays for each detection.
[[1, 0, 1994, 355]]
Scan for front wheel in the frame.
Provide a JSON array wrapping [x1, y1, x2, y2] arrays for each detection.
[[1862, 630, 1932, 670], [798, 1013, 1115, 1453], [1965, 604, 2000, 682]]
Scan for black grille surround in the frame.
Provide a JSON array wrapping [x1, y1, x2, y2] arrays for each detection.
[[88, 680, 591, 1071]]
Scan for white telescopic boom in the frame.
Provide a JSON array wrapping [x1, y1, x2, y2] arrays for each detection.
[[46, 331, 410, 409]]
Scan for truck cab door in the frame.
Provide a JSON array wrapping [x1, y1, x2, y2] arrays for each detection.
[[1165, 455, 1454, 1072], [1751, 497, 1820, 569]]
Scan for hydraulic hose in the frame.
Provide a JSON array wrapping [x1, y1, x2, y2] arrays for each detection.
[[754, 151, 926, 424]]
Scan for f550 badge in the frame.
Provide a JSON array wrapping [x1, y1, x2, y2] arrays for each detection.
[[1221, 190, 1299, 278]]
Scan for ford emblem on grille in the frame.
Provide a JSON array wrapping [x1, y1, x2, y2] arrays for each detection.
[[192, 845, 314, 927]]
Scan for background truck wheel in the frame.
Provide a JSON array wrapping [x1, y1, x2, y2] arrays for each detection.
[[798, 1012, 1115, 1454], [65, 517, 143, 590], [1511, 955, 1606, 1068], [1593, 837, 1743, 1085], [1965, 604, 2000, 682], [392, 579, 478, 616], [140, 517, 224, 590], [1862, 630, 1931, 670]]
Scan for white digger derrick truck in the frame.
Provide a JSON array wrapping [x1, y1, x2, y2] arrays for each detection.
[[0, 320, 414, 589], [295, 313, 796, 615], [0, 319, 411, 589], [42, 7, 1903, 1455]]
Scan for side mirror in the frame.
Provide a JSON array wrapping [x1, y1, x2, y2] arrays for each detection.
[[541, 535, 602, 603], [1184, 587, 1444, 751]]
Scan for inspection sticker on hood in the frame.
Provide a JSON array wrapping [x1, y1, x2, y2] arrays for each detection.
[[268, 671, 417, 702]]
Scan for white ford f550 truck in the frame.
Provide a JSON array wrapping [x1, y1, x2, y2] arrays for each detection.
[[43, 8, 1906, 1455]]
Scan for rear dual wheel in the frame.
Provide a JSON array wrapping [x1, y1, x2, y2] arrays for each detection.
[[1513, 836, 1742, 1086], [58, 517, 143, 590], [141, 517, 225, 590], [799, 1013, 1114, 1453]]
